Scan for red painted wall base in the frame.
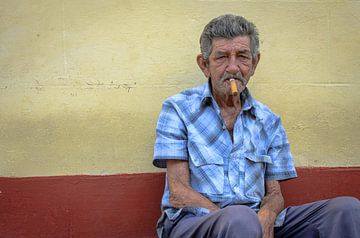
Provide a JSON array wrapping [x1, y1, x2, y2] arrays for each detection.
[[0, 167, 359, 238]]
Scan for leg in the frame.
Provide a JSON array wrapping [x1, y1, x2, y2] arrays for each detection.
[[275, 196, 360, 238], [164, 205, 262, 238]]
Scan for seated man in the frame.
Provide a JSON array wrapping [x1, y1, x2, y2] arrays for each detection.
[[153, 14, 360, 238]]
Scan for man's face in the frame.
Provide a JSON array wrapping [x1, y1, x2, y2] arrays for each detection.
[[198, 36, 260, 98]]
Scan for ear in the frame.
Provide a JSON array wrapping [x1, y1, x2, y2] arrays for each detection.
[[197, 54, 210, 78], [250, 53, 260, 76]]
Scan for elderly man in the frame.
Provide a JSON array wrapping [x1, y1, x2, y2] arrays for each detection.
[[153, 14, 360, 238]]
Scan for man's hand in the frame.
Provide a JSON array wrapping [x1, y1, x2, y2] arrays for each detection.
[[257, 180, 284, 238], [258, 209, 276, 238], [167, 159, 220, 212]]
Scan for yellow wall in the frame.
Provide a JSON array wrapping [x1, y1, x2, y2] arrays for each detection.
[[1, 0, 359, 176]]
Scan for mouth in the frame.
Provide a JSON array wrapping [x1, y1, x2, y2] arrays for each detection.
[[220, 73, 245, 83], [222, 77, 244, 86]]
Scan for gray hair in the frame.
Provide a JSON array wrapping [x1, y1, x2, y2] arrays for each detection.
[[200, 14, 260, 61]]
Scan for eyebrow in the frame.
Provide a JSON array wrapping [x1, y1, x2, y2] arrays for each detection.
[[214, 51, 227, 57], [237, 49, 251, 54], [214, 49, 251, 56]]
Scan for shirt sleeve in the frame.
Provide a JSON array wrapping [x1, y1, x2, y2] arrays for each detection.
[[265, 117, 297, 181], [153, 99, 188, 168]]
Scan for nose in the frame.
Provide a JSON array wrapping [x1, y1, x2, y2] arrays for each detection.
[[226, 55, 240, 75]]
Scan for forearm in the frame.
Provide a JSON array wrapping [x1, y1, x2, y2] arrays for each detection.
[[167, 159, 219, 212], [258, 180, 284, 238], [169, 182, 219, 212], [258, 188, 284, 219]]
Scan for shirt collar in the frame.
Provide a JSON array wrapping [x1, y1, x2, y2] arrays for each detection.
[[200, 81, 259, 120], [200, 81, 213, 106]]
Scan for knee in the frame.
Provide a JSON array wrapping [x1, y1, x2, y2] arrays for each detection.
[[327, 196, 360, 218], [328, 196, 360, 213], [216, 206, 262, 238]]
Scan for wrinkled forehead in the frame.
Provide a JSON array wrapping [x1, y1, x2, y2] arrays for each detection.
[[210, 36, 252, 54]]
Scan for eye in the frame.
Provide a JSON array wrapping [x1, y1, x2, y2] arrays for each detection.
[[239, 54, 250, 59], [215, 55, 227, 62], [237, 53, 252, 64]]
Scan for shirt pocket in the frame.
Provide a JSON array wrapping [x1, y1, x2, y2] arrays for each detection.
[[244, 154, 272, 200], [188, 141, 224, 195]]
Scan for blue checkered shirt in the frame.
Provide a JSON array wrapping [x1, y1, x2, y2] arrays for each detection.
[[153, 82, 297, 235]]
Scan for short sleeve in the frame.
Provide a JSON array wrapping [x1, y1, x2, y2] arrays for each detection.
[[265, 118, 297, 181], [153, 100, 188, 168]]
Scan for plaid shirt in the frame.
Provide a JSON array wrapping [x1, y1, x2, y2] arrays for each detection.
[[153, 82, 297, 235]]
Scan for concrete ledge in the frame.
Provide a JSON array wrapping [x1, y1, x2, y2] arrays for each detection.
[[0, 167, 359, 238]]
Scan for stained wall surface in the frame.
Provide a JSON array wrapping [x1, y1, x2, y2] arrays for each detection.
[[1, 1, 359, 176]]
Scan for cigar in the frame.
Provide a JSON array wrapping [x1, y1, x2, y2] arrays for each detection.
[[229, 78, 238, 96]]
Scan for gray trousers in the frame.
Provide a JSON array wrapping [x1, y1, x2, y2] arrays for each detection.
[[163, 196, 360, 238]]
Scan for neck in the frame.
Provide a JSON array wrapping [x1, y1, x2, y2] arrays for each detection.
[[213, 92, 242, 141]]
